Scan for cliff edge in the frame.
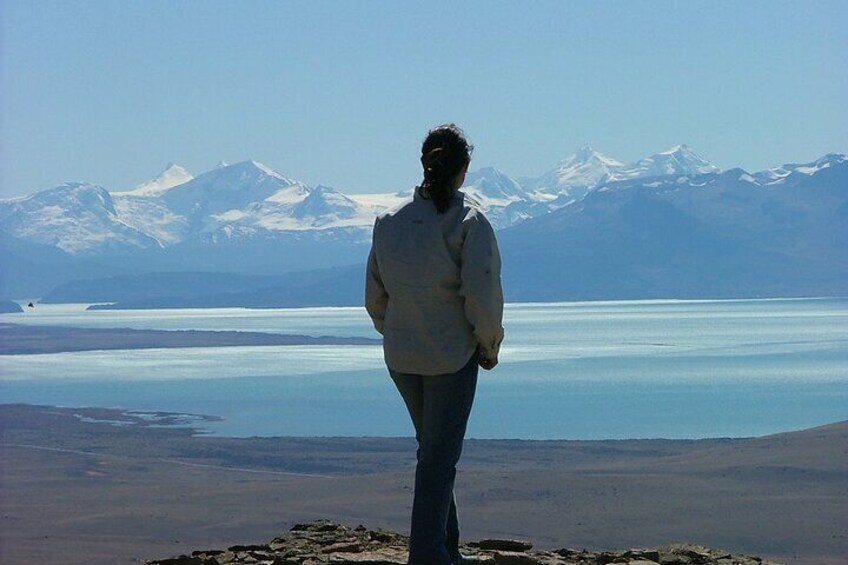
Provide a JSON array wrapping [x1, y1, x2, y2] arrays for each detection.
[[146, 520, 779, 565]]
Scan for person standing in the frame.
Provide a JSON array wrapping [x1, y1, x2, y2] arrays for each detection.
[[365, 124, 504, 565]]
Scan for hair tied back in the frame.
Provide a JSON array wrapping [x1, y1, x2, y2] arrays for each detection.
[[419, 125, 473, 214]]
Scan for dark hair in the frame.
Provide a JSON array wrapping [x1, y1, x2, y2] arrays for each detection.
[[419, 123, 473, 213]]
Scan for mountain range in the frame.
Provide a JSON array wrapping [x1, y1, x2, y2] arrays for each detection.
[[1, 146, 845, 305]]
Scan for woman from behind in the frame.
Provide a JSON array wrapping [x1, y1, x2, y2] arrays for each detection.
[[365, 123, 504, 564]]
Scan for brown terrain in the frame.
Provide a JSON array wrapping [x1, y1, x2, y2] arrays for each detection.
[[144, 519, 785, 565], [0, 404, 845, 565]]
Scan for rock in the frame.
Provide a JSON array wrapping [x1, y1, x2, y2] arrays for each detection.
[[291, 520, 349, 533], [625, 551, 661, 563], [192, 550, 225, 557], [149, 557, 204, 565], [327, 549, 407, 564], [321, 542, 363, 554], [367, 530, 399, 543], [228, 544, 272, 552], [491, 551, 544, 565], [592, 551, 624, 565], [476, 539, 534, 552], [144, 520, 782, 565], [658, 550, 691, 565]]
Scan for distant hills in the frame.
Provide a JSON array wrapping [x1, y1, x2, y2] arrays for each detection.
[[2, 147, 845, 306]]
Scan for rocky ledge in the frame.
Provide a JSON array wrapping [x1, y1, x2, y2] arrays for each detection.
[[145, 520, 780, 565]]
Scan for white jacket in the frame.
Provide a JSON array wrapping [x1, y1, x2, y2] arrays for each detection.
[[365, 188, 504, 375]]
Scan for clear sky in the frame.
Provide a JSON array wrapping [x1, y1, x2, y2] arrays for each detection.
[[1, 0, 846, 198]]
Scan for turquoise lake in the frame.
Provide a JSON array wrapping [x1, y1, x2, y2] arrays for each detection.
[[0, 298, 845, 439]]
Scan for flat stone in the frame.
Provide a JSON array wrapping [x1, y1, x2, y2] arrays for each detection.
[[529, 553, 570, 565], [328, 548, 408, 564], [658, 552, 691, 565], [462, 554, 498, 564], [552, 548, 585, 559], [149, 557, 204, 565], [272, 559, 303, 565], [492, 550, 544, 565], [228, 544, 271, 552], [625, 551, 661, 562], [292, 520, 349, 533], [322, 542, 364, 554], [593, 552, 624, 565], [367, 530, 399, 543], [477, 539, 534, 552]]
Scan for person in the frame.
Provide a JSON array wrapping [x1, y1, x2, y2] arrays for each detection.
[[365, 123, 504, 565]]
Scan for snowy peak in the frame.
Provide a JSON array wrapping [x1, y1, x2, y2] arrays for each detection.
[[0, 182, 160, 254], [531, 146, 625, 198], [291, 185, 360, 222], [204, 159, 297, 185], [116, 163, 194, 196], [616, 145, 718, 180], [14, 182, 118, 216], [462, 167, 527, 204], [562, 145, 625, 170], [754, 152, 848, 184], [183, 160, 285, 183], [530, 144, 720, 197], [3, 149, 842, 259], [160, 159, 303, 219], [230, 159, 293, 183]]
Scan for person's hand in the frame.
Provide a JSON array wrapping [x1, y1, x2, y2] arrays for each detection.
[[478, 353, 498, 370]]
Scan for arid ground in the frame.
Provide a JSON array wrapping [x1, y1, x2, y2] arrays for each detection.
[[0, 404, 844, 565]]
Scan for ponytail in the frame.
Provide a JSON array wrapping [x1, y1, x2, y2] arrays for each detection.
[[419, 124, 473, 213]]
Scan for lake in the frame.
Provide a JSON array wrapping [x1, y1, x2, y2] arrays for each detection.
[[0, 298, 845, 439]]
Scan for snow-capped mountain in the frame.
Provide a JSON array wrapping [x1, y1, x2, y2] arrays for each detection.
[[753, 153, 847, 185], [0, 182, 161, 254], [0, 147, 726, 260], [2, 148, 845, 301], [292, 186, 361, 224], [527, 146, 625, 200], [517, 145, 719, 212], [113, 163, 194, 196], [611, 144, 719, 181], [160, 160, 308, 222], [463, 167, 528, 205], [498, 152, 848, 301], [460, 167, 539, 228], [0, 160, 385, 262]]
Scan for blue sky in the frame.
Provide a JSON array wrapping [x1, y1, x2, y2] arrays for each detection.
[[1, 0, 846, 197]]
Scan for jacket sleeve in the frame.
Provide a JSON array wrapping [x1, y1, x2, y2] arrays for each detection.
[[364, 220, 388, 335], [459, 212, 505, 360]]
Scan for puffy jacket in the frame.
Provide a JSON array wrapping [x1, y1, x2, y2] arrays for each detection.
[[365, 188, 504, 375]]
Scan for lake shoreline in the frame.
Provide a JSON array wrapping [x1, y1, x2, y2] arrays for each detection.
[[1, 298, 844, 443], [0, 322, 380, 355]]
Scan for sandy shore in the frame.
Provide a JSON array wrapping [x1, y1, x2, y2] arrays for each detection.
[[0, 404, 845, 565]]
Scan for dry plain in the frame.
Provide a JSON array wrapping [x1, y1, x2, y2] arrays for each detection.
[[0, 404, 845, 565]]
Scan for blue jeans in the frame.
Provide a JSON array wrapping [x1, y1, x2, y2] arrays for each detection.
[[390, 353, 479, 565]]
